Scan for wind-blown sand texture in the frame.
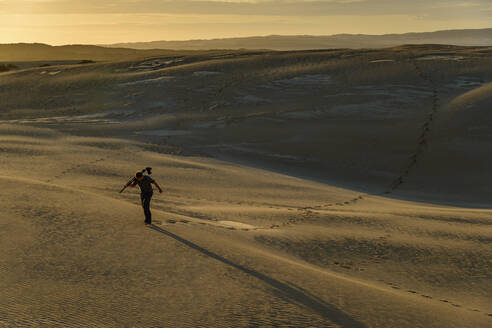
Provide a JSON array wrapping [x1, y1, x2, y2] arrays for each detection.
[[1, 45, 491, 327]]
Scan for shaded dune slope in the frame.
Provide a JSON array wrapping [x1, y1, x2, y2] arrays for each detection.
[[1, 46, 492, 204], [403, 82, 492, 204]]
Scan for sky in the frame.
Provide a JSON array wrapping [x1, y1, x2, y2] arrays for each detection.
[[0, 0, 491, 45]]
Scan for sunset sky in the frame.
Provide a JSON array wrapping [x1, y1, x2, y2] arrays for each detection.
[[0, 0, 491, 45]]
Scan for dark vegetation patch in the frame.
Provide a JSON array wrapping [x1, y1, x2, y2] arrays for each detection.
[[0, 64, 19, 72], [78, 60, 96, 65]]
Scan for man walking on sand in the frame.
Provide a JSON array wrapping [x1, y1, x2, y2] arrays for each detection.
[[130, 171, 163, 225]]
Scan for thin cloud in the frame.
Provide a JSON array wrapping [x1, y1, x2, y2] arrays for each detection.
[[0, 0, 491, 16], [0, 0, 490, 44]]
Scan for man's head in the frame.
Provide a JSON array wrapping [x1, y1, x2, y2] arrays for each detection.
[[135, 171, 144, 181]]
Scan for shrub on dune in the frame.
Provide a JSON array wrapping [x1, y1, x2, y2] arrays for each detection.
[[0, 64, 18, 72]]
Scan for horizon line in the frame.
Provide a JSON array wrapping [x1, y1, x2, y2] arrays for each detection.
[[2, 27, 490, 47]]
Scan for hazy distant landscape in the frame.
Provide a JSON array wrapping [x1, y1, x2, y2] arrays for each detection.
[[1, 28, 492, 328], [1, 28, 492, 63], [107, 28, 492, 50]]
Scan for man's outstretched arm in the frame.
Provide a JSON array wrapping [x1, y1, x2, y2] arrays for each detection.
[[152, 180, 163, 193]]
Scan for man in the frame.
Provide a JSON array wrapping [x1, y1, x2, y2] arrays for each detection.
[[130, 171, 163, 225]]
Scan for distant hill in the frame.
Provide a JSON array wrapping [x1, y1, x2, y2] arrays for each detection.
[[0, 43, 197, 62], [107, 28, 492, 50], [1, 29, 490, 62]]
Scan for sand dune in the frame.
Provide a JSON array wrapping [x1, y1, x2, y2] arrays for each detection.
[[0, 128, 491, 327], [446, 82, 492, 111], [1, 45, 491, 327]]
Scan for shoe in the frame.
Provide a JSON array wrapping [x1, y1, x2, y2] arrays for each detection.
[[145, 221, 152, 225]]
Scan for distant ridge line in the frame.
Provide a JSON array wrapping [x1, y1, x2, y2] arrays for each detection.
[[105, 28, 492, 51]]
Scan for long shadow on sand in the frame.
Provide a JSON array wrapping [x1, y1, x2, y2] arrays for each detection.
[[150, 225, 367, 328]]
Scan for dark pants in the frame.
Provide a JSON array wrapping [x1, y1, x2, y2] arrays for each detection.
[[140, 192, 153, 223]]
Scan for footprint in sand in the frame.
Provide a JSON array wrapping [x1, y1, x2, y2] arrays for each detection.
[[385, 282, 400, 289]]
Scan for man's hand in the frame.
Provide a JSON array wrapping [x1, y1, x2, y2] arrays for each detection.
[[153, 181, 163, 194]]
